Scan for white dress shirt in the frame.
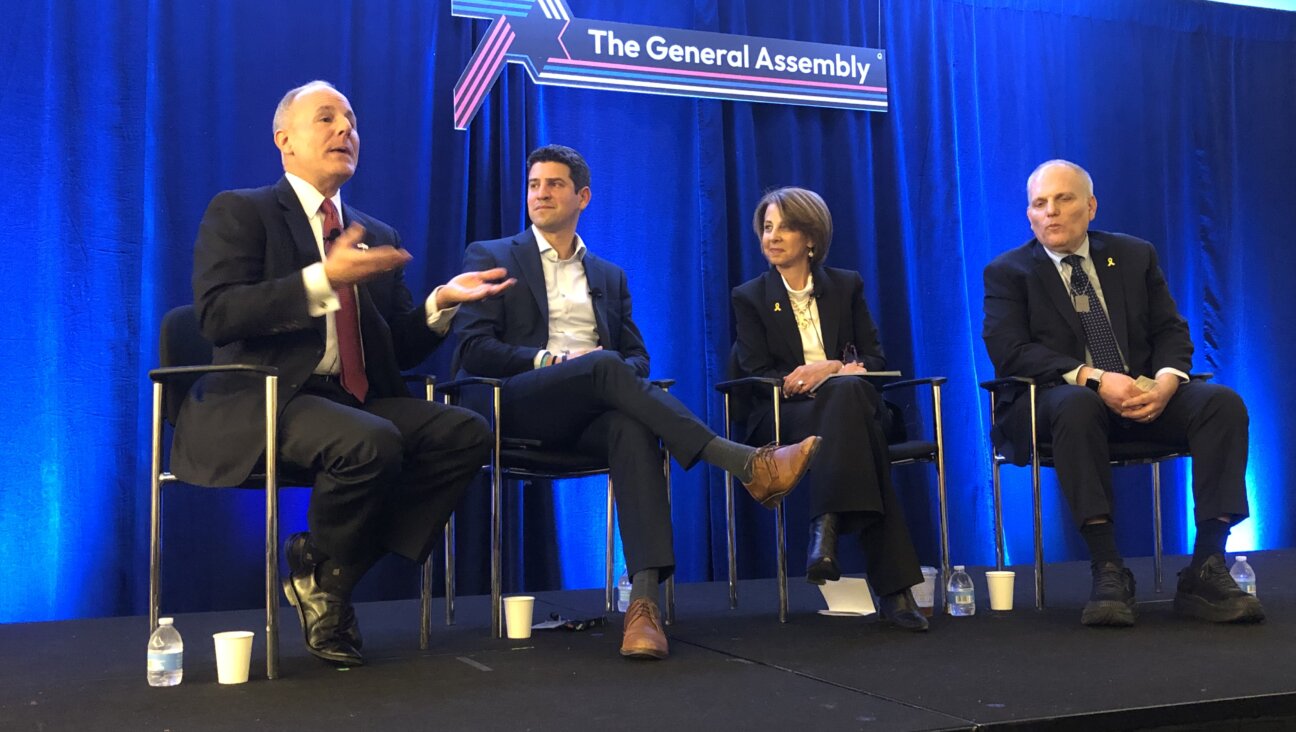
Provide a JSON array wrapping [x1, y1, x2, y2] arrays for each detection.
[[285, 173, 456, 376], [531, 224, 599, 368]]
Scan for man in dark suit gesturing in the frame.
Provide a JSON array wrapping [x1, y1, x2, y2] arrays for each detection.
[[454, 145, 821, 659], [982, 159, 1262, 627], [174, 80, 514, 666]]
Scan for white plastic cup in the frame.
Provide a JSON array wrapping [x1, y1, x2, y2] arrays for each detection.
[[503, 596, 535, 639], [986, 570, 1016, 611], [913, 566, 939, 616], [212, 631, 255, 684]]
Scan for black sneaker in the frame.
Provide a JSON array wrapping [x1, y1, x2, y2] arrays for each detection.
[[1174, 554, 1265, 623], [1081, 561, 1136, 627]]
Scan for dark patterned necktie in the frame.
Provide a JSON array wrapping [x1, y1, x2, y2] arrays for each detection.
[[1062, 254, 1125, 374], [320, 199, 368, 402]]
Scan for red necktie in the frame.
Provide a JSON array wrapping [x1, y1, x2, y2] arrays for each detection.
[[320, 199, 369, 403]]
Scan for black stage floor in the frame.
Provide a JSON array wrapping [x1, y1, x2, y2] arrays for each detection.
[[4, 551, 1295, 731]]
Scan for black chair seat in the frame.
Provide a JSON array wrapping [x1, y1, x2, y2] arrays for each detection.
[[887, 440, 939, 463], [1038, 440, 1189, 465], [499, 449, 609, 476]]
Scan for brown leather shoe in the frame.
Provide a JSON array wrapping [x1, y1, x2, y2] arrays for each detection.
[[620, 598, 668, 659], [741, 436, 822, 508]]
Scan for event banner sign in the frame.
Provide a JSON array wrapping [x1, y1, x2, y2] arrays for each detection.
[[451, 0, 888, 130]]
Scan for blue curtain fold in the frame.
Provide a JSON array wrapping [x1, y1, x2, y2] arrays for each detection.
[[2, 0, 1293, 621]]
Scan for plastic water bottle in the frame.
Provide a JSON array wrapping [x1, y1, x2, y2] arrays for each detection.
[[616, 573, 632, 613], [947, 565, 976, 616], [147, 617, 184, 687], [1230, 555, 1257, 596]]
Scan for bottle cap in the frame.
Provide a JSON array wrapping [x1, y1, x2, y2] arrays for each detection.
[[1236, 555, 1247, 562], [953, 564, 965, 571], [158, 617, 173, 625]]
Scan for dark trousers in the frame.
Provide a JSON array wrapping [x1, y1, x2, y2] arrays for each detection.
[[496, 350, 717, 580], [277, 377, 491, 564], [1037, 380, 1250, 527], [747, 376, 923, 596]]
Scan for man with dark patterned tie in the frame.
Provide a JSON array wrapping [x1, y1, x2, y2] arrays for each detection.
[[175, 80, 514, 666], [982, 159, 1261, 627]]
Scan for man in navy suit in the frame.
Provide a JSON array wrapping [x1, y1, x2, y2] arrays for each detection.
[[454, 145, 821, 659], [983, 159, 1261, 627], [176, 80, 514, 665]]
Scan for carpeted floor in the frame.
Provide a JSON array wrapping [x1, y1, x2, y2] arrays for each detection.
[[3, 551, 1293, 731]]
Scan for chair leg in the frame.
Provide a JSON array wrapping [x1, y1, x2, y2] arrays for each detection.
[[420, 553, 432, 650], [776, 502, 788, 624], [723, 395, 738, 609], [663, 450, 675, 625], [445, 514, 456, 625], [1152, 463, 1164, 593], [605, 478, 615, 614], [149, 384, 164, 635], [992, 458, 1005, 571], [264, 375, 280, 680], [931, 383, 951, 611], [1031, 456, 1045, 611], [491, 468, 503, 638]]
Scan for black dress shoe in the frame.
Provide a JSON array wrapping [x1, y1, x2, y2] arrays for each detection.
[[806, 513, 842, 585], [878, 588, 929, 632], [282, 564, 364, 666], [285, 532, 363, 650], [1174, 554, 1264, 623], [1081, 561, 1136, 627]]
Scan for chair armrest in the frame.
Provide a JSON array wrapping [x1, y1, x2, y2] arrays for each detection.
[[979, 376, 1035, 392], [1190, 372, 1213, 382], [715, 376, 781, 393], [401, 373, 436, 385], [881, 376, 948, 393], [437, 376, 503, 398], [148, 364, 278, 382], [650, 378, 676, 389]]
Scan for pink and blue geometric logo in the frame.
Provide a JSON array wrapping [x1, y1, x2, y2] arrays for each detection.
[[451, 0, 888, 130]]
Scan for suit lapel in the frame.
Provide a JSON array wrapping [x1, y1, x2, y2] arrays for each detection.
[[1088, 234, 1131, 359], [813, 267, 841, 359], [763, 270, 804, 364], [510, 229, 549, 324], [583, 254, 613, 348], [1031, 243, 1085, 346]]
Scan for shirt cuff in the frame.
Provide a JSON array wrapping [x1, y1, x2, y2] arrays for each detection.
[[1062, 365, 1083, 386], [1156, 367, 1190, 382], [424, 287, 459, 335], [303, 263, 339, 317], [533, 350, 551, 370]]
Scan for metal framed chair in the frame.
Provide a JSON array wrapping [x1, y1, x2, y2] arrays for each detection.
[[715, 369, 950, 622], [979, 375, 1207, 610], [438, 376, 678, 638], [148, 305, 453, 679]]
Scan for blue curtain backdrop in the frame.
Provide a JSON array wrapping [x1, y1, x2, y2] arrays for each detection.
[[2, 0, 1293, 622]]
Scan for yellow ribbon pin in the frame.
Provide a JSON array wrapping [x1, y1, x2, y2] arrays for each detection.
[[1107, 257, 1115, 267], [774, 302, 782, 312]]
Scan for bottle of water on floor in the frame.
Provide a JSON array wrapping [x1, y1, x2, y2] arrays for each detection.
[[147, 617, 184, 687], [617, 573, 632, 613], [1229, 555, 1257, 596], [947, 565, 976, 616]]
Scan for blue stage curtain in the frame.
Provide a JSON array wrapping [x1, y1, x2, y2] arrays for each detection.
[[2, 0, 1293, 621]]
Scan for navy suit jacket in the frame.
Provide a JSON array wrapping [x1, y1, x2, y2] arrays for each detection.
[[730, 265, 887, 440], [172, 176, 442, 486], [981, 229, 1193, 463], [453, 228, 650, 378]]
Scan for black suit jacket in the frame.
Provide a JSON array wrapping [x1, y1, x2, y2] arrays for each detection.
[[982, 229, 1193, 463], [453, 228, 650, 378], [172, 176, 442, 486], [731, 266, 887, 439]]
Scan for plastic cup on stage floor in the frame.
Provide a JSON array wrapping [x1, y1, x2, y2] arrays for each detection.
[[986, 571, 1016, 611], [212, 631, 255, 684], [914, 566, 938, 616], [503, 596, 535, 639]]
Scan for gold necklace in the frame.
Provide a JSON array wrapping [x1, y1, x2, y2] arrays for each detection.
[[789, 295, 815, 332]]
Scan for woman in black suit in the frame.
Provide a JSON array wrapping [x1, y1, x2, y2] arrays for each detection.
[[731, 187, 927, 631]]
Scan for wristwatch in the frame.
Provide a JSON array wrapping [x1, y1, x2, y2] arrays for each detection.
[[1085, 369, 1105, 392]]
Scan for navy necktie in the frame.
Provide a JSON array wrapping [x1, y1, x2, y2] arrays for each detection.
[[1062, 254, 1125, 374]]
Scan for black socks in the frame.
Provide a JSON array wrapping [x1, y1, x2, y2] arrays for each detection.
[[1081, 521, 1123, 568], [1191, 518, 1231, 569]]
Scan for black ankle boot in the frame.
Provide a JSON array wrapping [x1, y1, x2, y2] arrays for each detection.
[[806, 513, 841, 585]]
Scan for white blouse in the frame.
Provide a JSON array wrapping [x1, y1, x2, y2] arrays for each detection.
[[782, 273, 827, 363]]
